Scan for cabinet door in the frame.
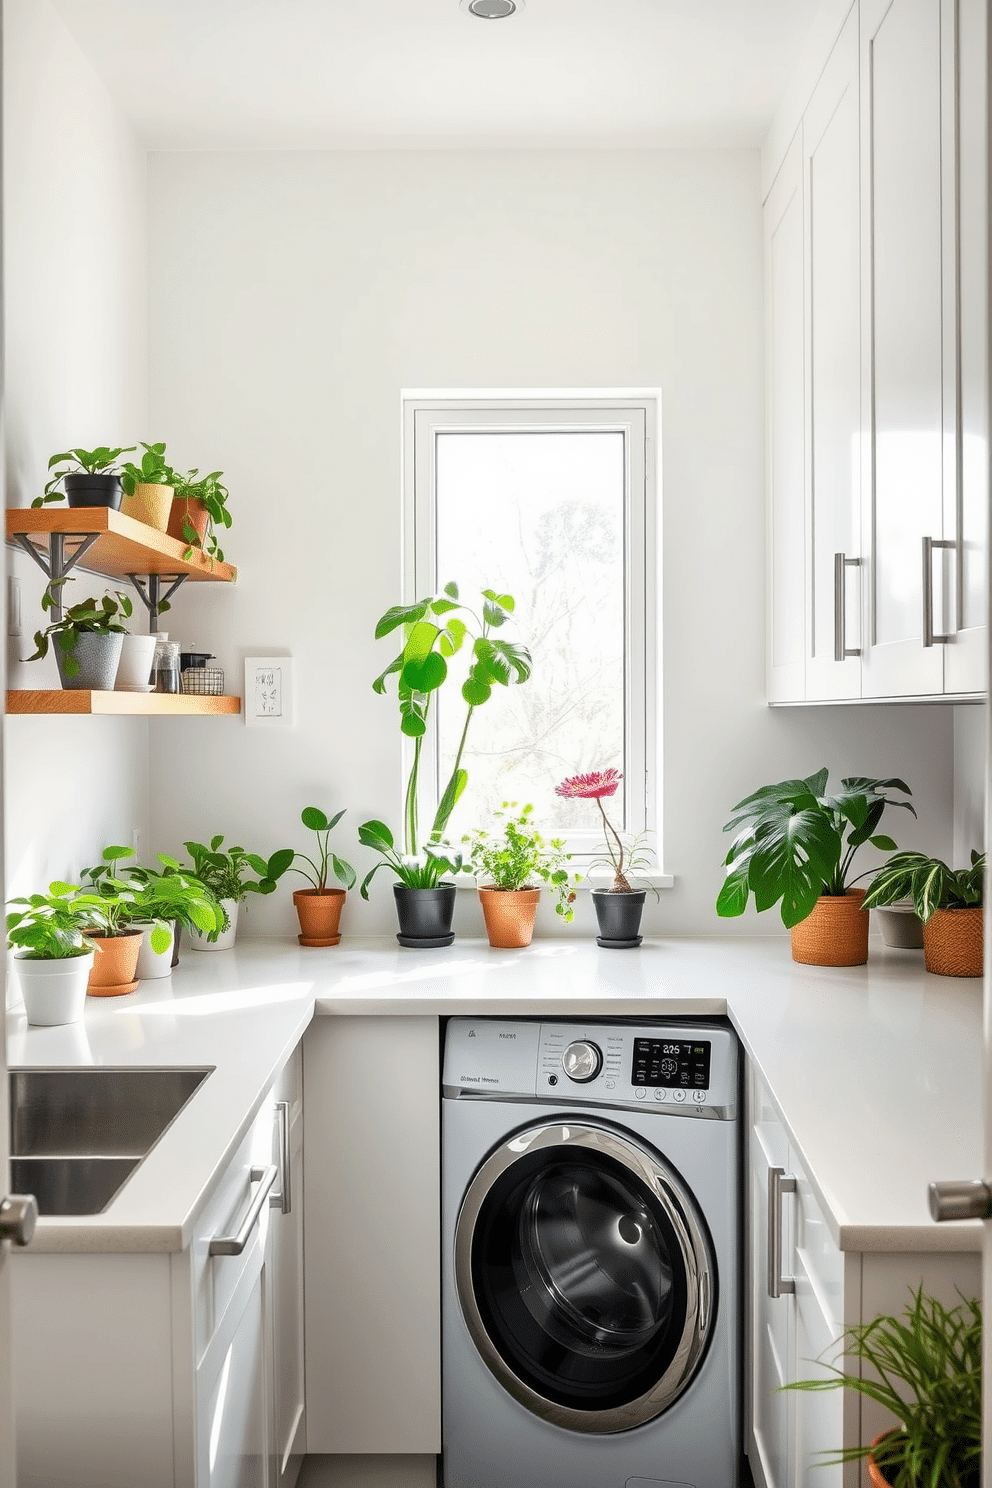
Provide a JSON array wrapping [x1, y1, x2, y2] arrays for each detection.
[[860, 0, 946, 697], [747, 1071, 794, 1488], [804, 9, 863, 700], [766, 132, 808, 703], [196, 1226, 271, 1488], [269, 1055, 305, 1488]]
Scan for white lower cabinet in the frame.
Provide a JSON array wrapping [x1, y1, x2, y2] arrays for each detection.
[[746, 1064, 979, 1488], [10, 1049, 305, 1488]]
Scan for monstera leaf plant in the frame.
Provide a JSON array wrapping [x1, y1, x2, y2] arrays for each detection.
[[716, 768, 915, 929]]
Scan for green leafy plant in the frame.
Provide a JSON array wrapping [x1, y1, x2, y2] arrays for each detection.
[[80, 846, 172, 951], [716, 769, 915, 929], [359, 583, 531, 892], [463, 803, 579, 920], [357, 821, 461, 898], [862, 850, 985, 924], [290, 807, 357, 892], [33, 445, 137, 507], [28, 589, 134, 678], [121, 441, 177, 495], [6, 882, 109, 960], [182, 836, 294, 909], [785, 1287, 980, 1487], [122, 856, 227, 940], [172, 468, 232, 563]]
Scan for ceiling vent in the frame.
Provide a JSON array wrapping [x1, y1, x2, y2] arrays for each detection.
[[460, 0, 523, 17]]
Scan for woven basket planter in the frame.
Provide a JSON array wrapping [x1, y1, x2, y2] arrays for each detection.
[[922, 906, 983, 977], [790, 889, 868, 967]]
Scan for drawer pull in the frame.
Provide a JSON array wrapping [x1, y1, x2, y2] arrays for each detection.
[[209, 1165, 278, 1256], [833, 552, 862, 661], [767, 1166, 797, 1299], [271, 1100, 292, 1216], [922, 535, 955, 646]]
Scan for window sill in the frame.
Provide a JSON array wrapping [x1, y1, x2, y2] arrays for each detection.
[[453, 870, 675, 891]]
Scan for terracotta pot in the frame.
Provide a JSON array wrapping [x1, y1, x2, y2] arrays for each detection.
[[167, 495, 210, 546], [86, 931, 143, 997], [478, 887, 540, 949], [922, 906, 984, 977], [790, 889, 868, 967], [867, 1430, 897, 1487], [121, 482, 174, 532], [294, 888, 346, 947]]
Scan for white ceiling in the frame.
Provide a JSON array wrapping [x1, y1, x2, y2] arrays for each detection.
[[49, 0, 822, 151]]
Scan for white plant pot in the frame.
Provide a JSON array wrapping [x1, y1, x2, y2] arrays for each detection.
[[115, 633, 158, 690], [187, 897, 238, 952], [134, 922, 175, 979], [15, 950, 95, 1026]]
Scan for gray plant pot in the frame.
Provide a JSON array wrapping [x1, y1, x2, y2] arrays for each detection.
[[592, 888, 646, 948], [393, 885, 456, 947], [54, 631, 124, 691]]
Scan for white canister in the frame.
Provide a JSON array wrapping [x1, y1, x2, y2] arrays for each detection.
[[116, 633, 158, 690], [134, 922, 175, 979], [187, 898, 239, 951], [15, 950, 95, 1026]]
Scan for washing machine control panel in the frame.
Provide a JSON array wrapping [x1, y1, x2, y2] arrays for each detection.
[[561, 1040, 603, 1083], [632, 1037, 711, 1089]]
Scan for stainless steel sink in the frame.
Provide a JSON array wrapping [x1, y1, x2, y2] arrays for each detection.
[[8, 1067, 212, 1215]]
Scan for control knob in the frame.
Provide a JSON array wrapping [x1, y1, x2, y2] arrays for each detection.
[[562, 1040, 603, 1083]]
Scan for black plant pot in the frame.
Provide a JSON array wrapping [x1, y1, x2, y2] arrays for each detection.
[[394, 885, 456, 948], [64, 473, 123, 510], [592, 889, 646, 948]]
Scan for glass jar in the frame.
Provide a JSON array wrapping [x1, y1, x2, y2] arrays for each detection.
[[154, 640, 181, 694]]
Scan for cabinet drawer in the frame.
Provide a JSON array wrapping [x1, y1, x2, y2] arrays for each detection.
[[793, 1164, 844, 1334]]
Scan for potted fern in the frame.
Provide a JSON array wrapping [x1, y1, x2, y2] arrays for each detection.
[[785, 1287, 980, 1487], [862, 850, 985, 977]]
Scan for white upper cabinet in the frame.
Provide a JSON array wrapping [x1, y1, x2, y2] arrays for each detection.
[[804, 9, 863, 700]]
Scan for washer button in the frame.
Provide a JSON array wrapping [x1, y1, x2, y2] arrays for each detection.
[[635, 1088, 647, 1100], [654, 1089, 667, 1101], [672, 1089, 686, 1103], [692, 1090, 706, 1103], [605, 1080, 616, 1090]]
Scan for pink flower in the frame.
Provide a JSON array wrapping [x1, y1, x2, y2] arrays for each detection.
[[555, 769, 622, 801]]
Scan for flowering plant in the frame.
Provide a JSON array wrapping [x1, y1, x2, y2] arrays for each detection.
[[555, 769, 648, 893], [462, 803, 579, 920]]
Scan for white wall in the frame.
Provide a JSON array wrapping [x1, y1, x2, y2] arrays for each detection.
[[953, 705, 987, 863], [146, 147, 954, 939], [3, 0, 150, 910]]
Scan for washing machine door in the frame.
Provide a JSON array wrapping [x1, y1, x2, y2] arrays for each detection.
[[454, 1120, 716, 1434]]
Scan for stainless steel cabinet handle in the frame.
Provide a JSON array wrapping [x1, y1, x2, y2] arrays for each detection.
[[833, 553, 862, 661], [767, 1166, 796, 1298], [209, 1165, 278, 1256], [0, 1193, 38, 1248], [270, 1100, 292, 1216], [922, 536, 955, 646], [929, 1179, 992, 1222]]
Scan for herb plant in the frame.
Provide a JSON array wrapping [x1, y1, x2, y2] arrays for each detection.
[[862, 849, 985, 924], [34, 445, 137, 507], [716, 769, 915, 929], [28, 589, 134, 678], [290, 807, 357, 892], [121, 441, 177, 494], [182, 836, 293, 905], [785, 1287, 980, 1487], [6, 882, 108, 960], [172, 468, 232, 563], [463, 803, 578, 920]]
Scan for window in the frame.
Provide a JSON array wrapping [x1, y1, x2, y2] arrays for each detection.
[[403, 393, 660, 863]]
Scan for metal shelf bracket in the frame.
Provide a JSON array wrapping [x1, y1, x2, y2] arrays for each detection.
[[126, 573, 188, 633], [12, 531, 100, 621]]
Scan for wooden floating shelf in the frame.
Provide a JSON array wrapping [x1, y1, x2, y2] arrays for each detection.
[[6, 507, 237, 583], [6, 691, 241, 716]]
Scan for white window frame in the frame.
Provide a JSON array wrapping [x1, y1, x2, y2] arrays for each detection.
[[401, 389, 666, 878]]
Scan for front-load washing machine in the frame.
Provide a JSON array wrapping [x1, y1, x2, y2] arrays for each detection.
[[442, 1017, 740, 1488]]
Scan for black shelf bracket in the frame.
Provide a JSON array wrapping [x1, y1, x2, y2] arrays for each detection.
[[12, 532, 99, 622], [126, 573, 188, 633]]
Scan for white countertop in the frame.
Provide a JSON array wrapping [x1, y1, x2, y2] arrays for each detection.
[[6, 935, 983, 1255]]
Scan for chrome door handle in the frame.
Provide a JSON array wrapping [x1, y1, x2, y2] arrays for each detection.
[[768, 1166, 796, 1298], [929, 1179, 992, 1222], [0, 1193, 38, 1248], [209, 1165, 278, 1256], [922, 536, 955, 646], [833, 553, 862, 661], [270, 1100, 292, 1216]]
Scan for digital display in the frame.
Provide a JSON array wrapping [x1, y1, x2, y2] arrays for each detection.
[[632, 1038, 711, 1089]]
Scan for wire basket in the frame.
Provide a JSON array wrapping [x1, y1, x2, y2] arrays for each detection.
[[180, 666, 225, 696]]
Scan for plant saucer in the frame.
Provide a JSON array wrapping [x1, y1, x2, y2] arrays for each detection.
[[396, 933, 455, 948], [596, 935, 643, 949], [298, 934, 341, 948], [116, 683, 155, 693]]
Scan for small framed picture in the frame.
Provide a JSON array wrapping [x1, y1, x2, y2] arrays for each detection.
[[244, 656, 295, 727]]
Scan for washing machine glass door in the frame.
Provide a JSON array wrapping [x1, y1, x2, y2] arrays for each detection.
[[454, 1121, 715, 1434]]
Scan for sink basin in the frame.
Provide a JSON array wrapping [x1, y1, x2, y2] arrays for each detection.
[[8, 1068, 212, 1214]]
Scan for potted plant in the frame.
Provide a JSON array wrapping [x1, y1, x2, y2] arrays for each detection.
[[79, 845, 172, 996], [462, 802, 578, 948], [554, 768, 653, 948], [120, 441, 177, 532], [288, 807, 357, 947], [121, 856, 227, 978], [32, 445, 136, 510], [715, 769, 915, 966], [181, 836, 293, 950], [863, 849, 985, 977], [28, 588, 134, 690], [785, 1286, 980, 1486], [359, 583, 531, 947], [168, 467, 232, 563], [5, 881, 107, 1025]]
